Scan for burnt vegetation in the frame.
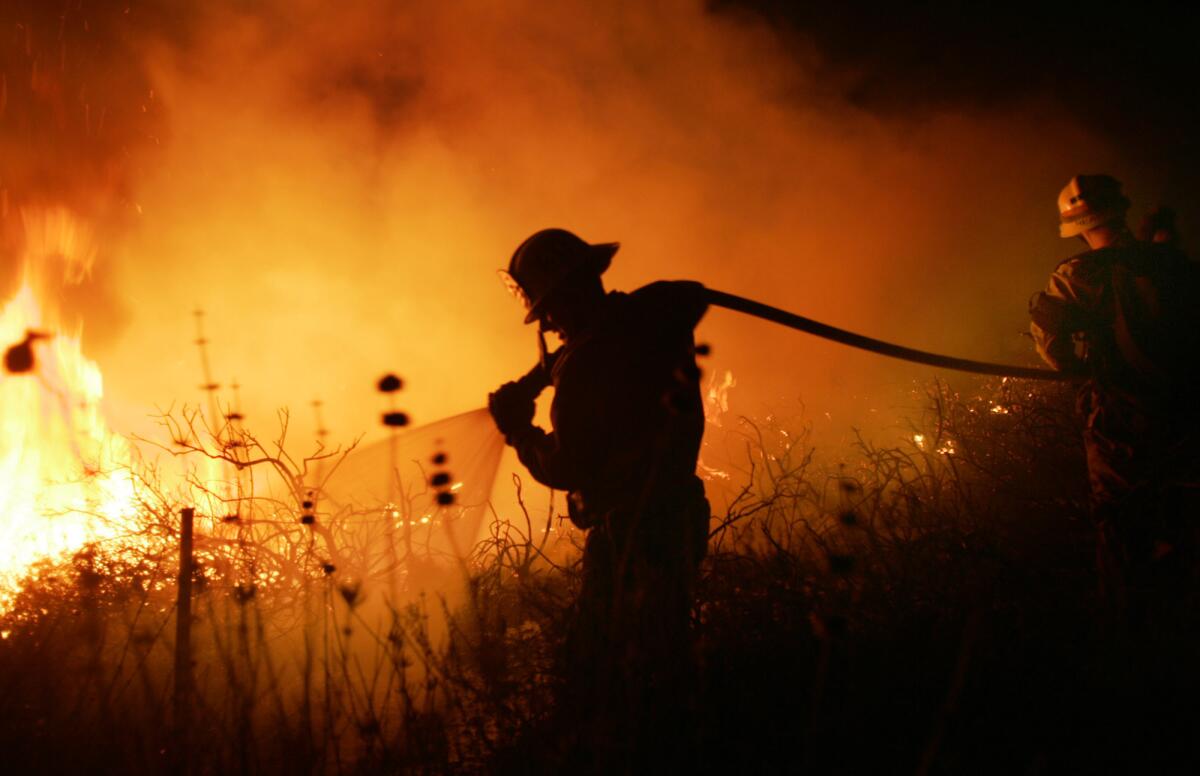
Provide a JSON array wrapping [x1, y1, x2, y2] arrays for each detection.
[[1, 378, 1198, 774]]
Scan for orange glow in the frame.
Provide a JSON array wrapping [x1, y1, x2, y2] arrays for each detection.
[[0, 1, 1151, 551]]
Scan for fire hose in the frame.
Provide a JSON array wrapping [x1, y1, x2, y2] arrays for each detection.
[[703, 289, 1073, 381], [508, 287, 1073, 394]]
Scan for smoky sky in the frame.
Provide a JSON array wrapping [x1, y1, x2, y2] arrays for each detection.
[[0, 0, 201, 342], [1, 0, 1197, 453]]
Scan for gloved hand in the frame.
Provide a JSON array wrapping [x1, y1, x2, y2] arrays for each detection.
[[488, 381, 537, 437]]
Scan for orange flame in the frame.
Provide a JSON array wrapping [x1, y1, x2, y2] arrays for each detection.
[[0, 210, 138, 610]]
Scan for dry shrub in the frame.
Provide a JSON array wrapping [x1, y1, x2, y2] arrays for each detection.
[[4, 378, 1199, 773]]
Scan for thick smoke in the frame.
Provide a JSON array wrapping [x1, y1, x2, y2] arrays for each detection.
[[1, 0, 1184, 452]]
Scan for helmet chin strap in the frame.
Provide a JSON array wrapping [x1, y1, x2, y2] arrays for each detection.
[[537, 324, 550, 375], [504, 326, 555, 401]]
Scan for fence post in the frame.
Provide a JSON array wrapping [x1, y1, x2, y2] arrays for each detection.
[[173, 507, 196, 766]]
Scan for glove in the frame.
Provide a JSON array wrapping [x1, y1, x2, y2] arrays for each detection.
[[488, 381, 537, 437]]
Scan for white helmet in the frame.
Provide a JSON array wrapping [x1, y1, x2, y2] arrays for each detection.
[[1057, 174, 1130, 238]]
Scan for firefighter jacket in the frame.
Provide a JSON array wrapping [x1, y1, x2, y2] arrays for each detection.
[[1029, 240, 1200, 402], [1030, 240, 1200, 503], [506, 281, 709, 527]]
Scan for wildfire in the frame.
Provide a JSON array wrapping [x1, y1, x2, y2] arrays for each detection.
[[0, 211, 139, 611]]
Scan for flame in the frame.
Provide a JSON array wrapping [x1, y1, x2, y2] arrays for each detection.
[[0, 210, 138, 611], [698, 369, 735, 482], [704, 369, 737, 428]]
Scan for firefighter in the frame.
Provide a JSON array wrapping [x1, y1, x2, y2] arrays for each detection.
[[488, 228, 710, 766], [1029, 175, 1200, 621]]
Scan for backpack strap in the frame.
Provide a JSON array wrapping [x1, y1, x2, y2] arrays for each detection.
[[1108, 259, 1170, 382]]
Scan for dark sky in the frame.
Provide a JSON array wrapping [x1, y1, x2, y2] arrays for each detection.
[[721, 1, 1200, 185]]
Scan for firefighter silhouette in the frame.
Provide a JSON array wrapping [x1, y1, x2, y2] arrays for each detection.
[[1030, 175, 1200, 621], [490, 228, 710, 766]]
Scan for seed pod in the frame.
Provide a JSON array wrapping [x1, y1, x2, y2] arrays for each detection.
[[382, 412, 410, 427]]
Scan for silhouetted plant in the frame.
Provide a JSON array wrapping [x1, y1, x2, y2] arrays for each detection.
[[3, 377, 1197, 774]]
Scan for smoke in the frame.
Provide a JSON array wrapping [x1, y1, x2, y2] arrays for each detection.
[[0, 0, 1182, 451]]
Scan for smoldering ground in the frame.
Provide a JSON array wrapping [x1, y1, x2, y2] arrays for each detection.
[[0, 0, 1192, 449]]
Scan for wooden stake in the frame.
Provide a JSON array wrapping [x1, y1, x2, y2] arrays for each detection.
[[173, 507, 196, 762]]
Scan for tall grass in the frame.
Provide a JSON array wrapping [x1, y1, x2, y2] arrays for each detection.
[[1, 377, 1197, 773]]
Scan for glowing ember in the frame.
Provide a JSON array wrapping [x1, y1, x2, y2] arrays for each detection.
[[0, 211, 139, 611]]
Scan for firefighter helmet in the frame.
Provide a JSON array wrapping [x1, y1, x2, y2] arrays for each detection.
[[1057, 174, 1130, 238], [499, 228, 618, 324]]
